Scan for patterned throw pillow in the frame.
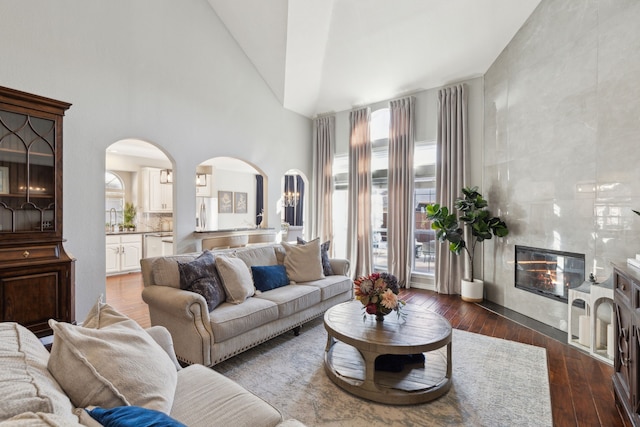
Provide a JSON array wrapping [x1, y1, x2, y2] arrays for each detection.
[[177, 251, 226, 311], [297, 237, 334, 276]]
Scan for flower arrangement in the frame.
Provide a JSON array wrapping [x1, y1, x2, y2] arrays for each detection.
[[354, 272, 405, 320]]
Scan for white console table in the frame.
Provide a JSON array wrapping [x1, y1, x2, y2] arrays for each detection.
[[567, 277, 614, 365]]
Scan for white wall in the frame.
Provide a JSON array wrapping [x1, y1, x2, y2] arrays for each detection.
[[0, 0, 312, 320], [213, 169, 257, 229]]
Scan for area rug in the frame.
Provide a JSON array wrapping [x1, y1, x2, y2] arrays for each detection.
[[214, 317, 552, 427]]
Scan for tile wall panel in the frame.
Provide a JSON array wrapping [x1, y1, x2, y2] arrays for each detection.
[[483, 0, 640, 330]]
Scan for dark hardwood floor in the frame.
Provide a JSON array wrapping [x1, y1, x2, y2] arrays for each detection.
[[106, 272, 627, 427]]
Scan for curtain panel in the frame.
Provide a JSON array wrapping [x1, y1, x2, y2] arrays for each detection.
[[347, 107, 373, 278], [435, 84, 468, 295], [312, 115, 335, 246], [387, 96, 415, 288], [255, 174, 264, 226]]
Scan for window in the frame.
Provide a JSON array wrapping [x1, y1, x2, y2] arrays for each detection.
[[105, 171, 124, 228], [413, 143, 437, 275], [331, 108, 437, 278]]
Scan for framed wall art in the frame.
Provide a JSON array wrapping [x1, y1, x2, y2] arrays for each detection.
[[218, 191, 233, 213], [234, 192, 247, 214]]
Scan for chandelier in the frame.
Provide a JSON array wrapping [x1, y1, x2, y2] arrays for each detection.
[[282, 191, 299, 208]]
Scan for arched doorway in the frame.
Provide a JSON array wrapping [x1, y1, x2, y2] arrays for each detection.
[[105, 139, 174, 275], [195, 157, 266, 231]]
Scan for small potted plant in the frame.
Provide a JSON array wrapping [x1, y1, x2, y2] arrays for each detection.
[[426, 186, 509, 302], [123, 202, 137, 231]]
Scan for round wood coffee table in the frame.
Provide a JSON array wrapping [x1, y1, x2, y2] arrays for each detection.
[[323, 300, 452, 405]]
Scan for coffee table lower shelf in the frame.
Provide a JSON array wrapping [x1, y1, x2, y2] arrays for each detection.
[[324, 338, 451, 405]]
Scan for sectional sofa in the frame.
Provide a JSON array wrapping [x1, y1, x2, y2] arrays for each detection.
[[140, 239, 352, 366], [0, 305, 305, 426]]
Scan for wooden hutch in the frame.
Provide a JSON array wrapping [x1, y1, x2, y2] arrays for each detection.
[[0, 86, 75, 337]]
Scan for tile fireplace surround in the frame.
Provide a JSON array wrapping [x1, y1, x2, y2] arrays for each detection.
[[480, 1, 640, 332]]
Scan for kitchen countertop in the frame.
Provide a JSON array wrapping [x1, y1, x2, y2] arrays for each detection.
[[194, 228, 275, 234], [106, 230, 172, 236]]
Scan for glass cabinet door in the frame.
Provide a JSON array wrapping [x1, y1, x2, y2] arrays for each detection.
[[0, 110, 56, 233]]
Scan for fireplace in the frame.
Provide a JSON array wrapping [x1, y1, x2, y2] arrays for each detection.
[[515, 246, 585, 302]]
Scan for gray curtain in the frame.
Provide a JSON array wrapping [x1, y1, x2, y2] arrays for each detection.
[[347, 107, 372, 278], [435, 84, 468, 295], [387, 97, 415, 288], [312, 115, 334, 246]]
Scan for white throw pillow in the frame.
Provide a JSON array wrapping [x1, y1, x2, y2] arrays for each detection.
[[215, 255, 255, 304], [282, 238, 325, 282], [47, 300, 177, 414]]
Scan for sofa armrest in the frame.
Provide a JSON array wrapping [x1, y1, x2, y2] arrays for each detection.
[[329, 258, 350, 277], [141, 285, 214, 366], [145, 325, 182, 371]]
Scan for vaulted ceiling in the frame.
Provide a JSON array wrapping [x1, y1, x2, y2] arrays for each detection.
[[206, 0, 541, 118]]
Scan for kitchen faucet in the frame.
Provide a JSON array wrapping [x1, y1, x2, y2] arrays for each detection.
[[109, 208, 117, 232]]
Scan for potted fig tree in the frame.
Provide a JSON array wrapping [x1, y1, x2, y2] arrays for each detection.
[[425, 186, 509, 302]]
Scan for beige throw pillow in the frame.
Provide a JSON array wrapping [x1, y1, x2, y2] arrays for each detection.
[[47, 300, 177, 414], [282, 238, 324, 282], [215, 255, 255, 304]]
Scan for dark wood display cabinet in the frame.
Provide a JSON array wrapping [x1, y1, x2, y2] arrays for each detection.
[[0, 86, 75, 337], [613, 262, 640, 426]]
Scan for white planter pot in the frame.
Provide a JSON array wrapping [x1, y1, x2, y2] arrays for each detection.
[[461, 279, 484, 302]]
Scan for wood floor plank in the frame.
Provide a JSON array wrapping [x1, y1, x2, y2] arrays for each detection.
[[106, 273, 624, 427]]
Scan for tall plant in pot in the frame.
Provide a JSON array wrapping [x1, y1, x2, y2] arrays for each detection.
[[425, 186, 509, 302]]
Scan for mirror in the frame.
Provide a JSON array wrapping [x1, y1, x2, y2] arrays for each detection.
[[195, 157, 266, 232]]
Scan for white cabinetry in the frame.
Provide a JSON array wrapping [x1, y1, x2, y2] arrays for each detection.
[[106, 234, 142, 275], [162, 239, 173, 256], [144, 234, 173, 258], [142, 168, 173, 212]]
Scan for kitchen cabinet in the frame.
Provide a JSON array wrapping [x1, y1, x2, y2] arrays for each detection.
[[0, 86, 75, 338], [613, 262, 640, 426], [141, 168, 173, 212], [143, 234, 173, 258], [161, 239, 173, 256], [106, 234, 142, 275]]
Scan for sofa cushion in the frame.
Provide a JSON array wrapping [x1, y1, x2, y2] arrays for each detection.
[[254, 285, 321, 318], [178, 250, 226, 311], [170, 365, 283, 427], [209, 298, 279, 342], [215, 255, 255, 304], [152, 254, 197, 288], [86, 406, 186, 427], [296, 275, 353, 301], [297, 237, 334, 276], [0, 323, 77, 423], [251, 265, 290, 291], [0, 412, 86, 426], [47, 300, 178, 414], [234, 245, 278, 268], [281, 239, 324, 282]]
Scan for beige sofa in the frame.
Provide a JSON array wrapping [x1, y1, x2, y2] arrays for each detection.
[[141, 242, 352, 366], [0, 320, 304, 427]]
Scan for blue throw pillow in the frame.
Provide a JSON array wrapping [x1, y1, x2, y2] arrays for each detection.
[[86, 406, 186, 427], [251, 265, 290, 291]]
